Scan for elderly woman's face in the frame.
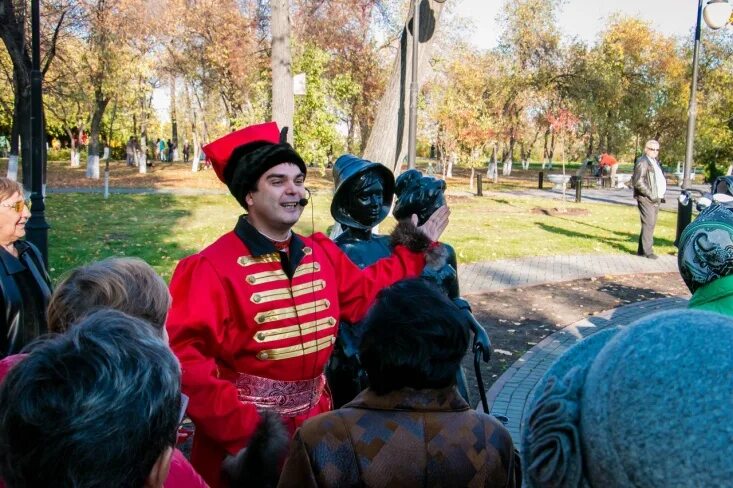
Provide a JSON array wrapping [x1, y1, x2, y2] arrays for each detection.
[[0, 192, 30, 244]]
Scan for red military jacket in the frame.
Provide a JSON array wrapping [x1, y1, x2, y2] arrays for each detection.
[[167, 217, 426, 487]]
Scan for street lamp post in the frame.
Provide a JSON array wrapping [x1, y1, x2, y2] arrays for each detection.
[[676, 0, 733, 245], [407, 0, 420, 170], [25, 0, 50, 266]]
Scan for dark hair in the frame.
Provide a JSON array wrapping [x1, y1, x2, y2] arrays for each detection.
[[359, 278, 469, 394], [47, 257, 171, 335], [0, 309, 181, 488]]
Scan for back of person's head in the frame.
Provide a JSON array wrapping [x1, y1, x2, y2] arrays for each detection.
[[47, 257, 170, 335], [0, 309, 181, 488], [522, 309, 733, 487], [359, 278, 469, 394]]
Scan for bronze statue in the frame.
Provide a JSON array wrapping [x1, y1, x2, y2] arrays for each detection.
[[327, 155, 395, 407], [393, 169, 491, 402], [328, 158, 491, 408]]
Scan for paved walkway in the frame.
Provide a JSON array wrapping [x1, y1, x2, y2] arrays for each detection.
[[458, 253, 678, 294], [484, 297, 688, 443], [509, 182, 708, 212]]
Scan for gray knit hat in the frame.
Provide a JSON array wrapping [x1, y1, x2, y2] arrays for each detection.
[[522, 309, 733, 487]]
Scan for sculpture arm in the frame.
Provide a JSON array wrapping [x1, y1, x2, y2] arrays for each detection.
[[453, 297, 491, 363]]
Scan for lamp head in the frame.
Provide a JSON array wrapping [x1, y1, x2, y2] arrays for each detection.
[[704, 0, 733, 30]]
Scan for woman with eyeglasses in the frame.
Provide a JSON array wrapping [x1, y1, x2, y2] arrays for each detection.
[[0, 177, 51, 358]]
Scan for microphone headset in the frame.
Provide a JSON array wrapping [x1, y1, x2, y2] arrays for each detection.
[[298, 187, 311, 207]]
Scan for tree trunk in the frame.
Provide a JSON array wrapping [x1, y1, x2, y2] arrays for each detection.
[[183, 82, 200, 172], [138, 135, 147, 173], [503, 134, 515, 176], [7, 99, 20, 180], [271, 0, 294, 144], [446, 152, 454, 178], [14, 76, 32, 189], [66, 127, 80, 167], [171, 76, 178, 161], [363, 0, 446, 172], [86, 90, 109, 179]]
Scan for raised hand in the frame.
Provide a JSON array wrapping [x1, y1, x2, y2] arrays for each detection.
[[414, 204, 450, 243]]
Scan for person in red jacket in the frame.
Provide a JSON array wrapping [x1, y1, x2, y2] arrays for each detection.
[[599, 152, 619, 186], [166, 121, 449, 487]]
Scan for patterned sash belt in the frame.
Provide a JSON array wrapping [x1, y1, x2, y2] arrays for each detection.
[[233, 372, 325, 417]]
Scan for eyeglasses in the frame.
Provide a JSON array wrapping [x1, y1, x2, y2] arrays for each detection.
[[647, 147, 660, 152], [0, 199, 30, 213]]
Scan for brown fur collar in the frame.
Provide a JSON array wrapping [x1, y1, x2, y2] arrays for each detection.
[[390, 220, 433, 253]]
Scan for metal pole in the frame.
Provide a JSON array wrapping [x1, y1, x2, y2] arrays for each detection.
[[677, 0, 703, 244], [476, 173, 483, 196], [25, 0, 50, 267], [407, 0, 419, 170]]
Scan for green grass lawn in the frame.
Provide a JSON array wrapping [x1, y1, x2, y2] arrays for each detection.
[[44, 191, 677, 283]]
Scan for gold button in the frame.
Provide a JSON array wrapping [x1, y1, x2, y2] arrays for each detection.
[[314, 263, 320, 271], [257, 332, 266, 341], [257, 315, 265, 324], [257, 351, 269, 360], [328, 317, 336, 325], [247, 276, 256, 284], [303, 247, 312, 255], [252, 294, 261, 303], [324, 299, 330, 308]]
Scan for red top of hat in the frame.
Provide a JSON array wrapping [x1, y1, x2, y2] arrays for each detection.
[[202, 121, 281, 182]]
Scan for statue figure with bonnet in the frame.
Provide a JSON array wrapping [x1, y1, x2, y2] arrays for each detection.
[[327, 155, 396, 408], [327, 159, 491, 407]]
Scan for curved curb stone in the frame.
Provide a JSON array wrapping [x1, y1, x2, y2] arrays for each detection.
[[480, 296, 688, 442]]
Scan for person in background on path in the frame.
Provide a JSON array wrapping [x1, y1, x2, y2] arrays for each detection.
[[522, 309, 733, 487], [183, 140, 191, 163], [632, 139, 666, 259], [126, 136, 135, 166], [0, 310, 188, 488], [0, 178, 51, 359], [168, 139, 176, 162], [278, 279, 519, 488], [599, 152, 619, 187], [154, 138, 161, 161], [678, 200, 733, 317], [165, 121, 449, 488], [159, 138, 167, 162]]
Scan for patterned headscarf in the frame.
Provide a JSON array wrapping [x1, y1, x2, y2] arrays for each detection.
[[678, 203, 733, 293]]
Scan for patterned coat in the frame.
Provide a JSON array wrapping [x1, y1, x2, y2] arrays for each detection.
[[166, 217, 426, 487], [277, 387, 520, 488]]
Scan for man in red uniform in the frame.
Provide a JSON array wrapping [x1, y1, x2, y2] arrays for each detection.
[[166, 122, 449, 487]]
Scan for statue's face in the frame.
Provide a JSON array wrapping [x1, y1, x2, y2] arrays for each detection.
[[348, 174, 384, 228]]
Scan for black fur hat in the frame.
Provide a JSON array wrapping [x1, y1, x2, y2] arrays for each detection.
[[225, 142, 307, 208]]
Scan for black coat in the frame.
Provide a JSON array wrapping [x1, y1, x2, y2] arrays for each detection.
[[0, 240, 52, 357], [632, 155, 661, 202]]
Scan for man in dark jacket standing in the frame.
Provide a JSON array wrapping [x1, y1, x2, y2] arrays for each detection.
[[632, 140, 666, 259]]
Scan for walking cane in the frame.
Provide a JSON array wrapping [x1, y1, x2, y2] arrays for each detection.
[[474, 341, 490, 414]]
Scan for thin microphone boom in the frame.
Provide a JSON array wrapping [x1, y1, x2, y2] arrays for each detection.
[[298, 187, 311, 207]]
